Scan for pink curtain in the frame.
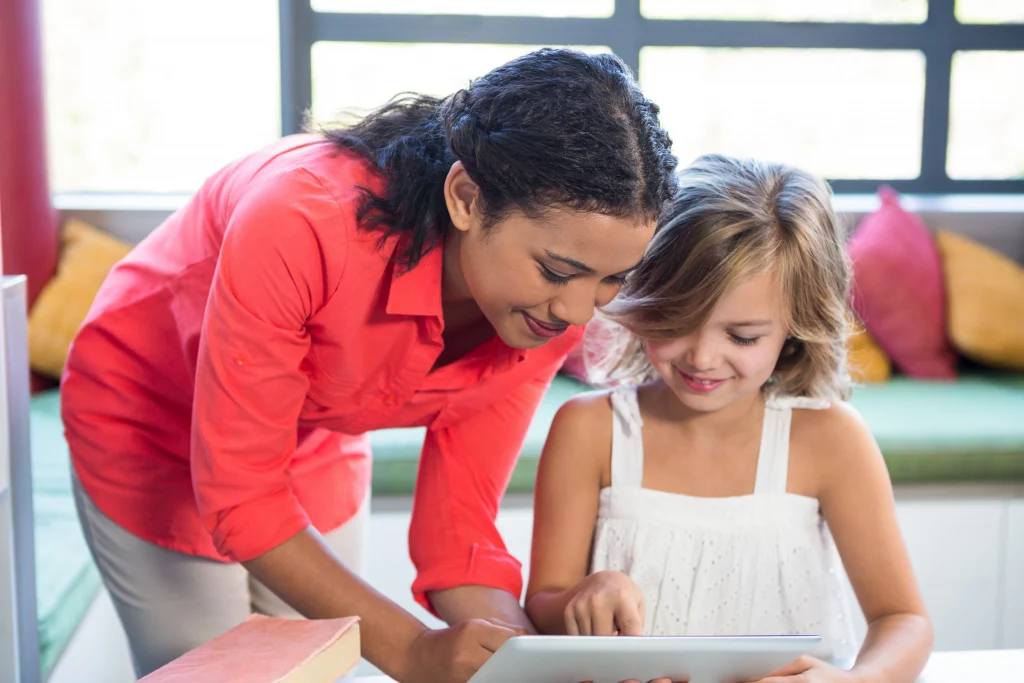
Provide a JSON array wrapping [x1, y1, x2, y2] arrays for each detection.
[[0, 0, 58, 307]]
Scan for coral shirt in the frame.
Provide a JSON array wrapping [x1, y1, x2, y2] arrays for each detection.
[[61, 135, 581, 610]]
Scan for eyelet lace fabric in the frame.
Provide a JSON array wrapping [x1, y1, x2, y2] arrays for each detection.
[[589, 388, 857, 662]]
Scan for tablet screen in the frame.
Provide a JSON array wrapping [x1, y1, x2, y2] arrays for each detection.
[[469, 635, 823, 683]]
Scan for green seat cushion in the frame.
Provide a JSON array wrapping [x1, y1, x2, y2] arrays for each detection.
[[849, 376, 1024, 483], [371, 375, 590, 494], [371, 373, 1024, 494], [31, 390, 101, 676]]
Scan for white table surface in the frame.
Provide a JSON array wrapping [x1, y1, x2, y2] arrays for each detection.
[[915, 649, 1024, 681], [352, 648, 1024, 683]]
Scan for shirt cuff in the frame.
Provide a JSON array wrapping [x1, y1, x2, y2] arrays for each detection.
[[411, 544, 524, 618], [205, 488, 311, 562]]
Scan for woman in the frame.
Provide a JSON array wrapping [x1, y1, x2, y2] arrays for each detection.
[[62, 48, 677, 682]]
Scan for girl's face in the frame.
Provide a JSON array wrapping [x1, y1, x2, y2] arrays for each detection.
[[644, 271, 790, 413], [445, 163, 654, 349]]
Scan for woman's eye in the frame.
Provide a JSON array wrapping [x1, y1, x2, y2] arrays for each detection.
[[539, 264, 573, 286], [605, 274, 628, 285], [729, 334, 759, 346]]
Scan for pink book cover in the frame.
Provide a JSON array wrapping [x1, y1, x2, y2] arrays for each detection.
[[138, 614, 360, 682]]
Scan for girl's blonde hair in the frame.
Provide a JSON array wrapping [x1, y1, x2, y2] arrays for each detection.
[[595, 154, 852, 399]]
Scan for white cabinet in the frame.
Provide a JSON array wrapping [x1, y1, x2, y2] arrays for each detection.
[[1003, 500, 1024, 648], [895, 496, 1006, 651]]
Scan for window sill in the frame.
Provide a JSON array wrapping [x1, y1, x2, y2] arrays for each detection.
[[52, 192, 1024, 251]]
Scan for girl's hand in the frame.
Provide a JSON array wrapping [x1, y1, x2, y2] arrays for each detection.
[[754, 655, 858, 683], [564, 570, 645, 636]]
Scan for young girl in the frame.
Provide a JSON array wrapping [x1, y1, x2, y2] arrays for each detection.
[[526, 155, 933, 683]]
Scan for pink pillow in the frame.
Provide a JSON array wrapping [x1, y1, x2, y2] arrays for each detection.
[[847, 187, 956, 379]]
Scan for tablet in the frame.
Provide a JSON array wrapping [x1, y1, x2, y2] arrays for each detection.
[[468, 635, 823, 683]]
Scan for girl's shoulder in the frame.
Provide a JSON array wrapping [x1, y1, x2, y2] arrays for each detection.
[[789, 398, 870, 442], [789, 399, 882, 490], [552, 388, 618, 436], [543, 388, 619, 474]]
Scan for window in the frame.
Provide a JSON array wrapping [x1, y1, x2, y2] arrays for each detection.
[[312, 0, 613, 17], [43, 0, 1023, 194], [947, 51, 1024, 179], [283, 0, 1023, 194], [42, 0, 280, 194], [641, 0, 928, 23], [641, 48, 925, 178], [955, 0, 1024, 24], [311, 43, 608, 123]]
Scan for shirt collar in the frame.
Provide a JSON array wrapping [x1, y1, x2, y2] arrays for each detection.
[[384, 238, 443, 319]]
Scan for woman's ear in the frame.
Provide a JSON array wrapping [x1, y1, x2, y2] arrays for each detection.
[[444, 161, 480, 235]]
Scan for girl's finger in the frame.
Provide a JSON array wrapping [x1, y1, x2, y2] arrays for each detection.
[[565, 606, 581, 636], [614, 599, 644, 636], [575, 604, 593, 636], [593, 603, 617, 636], [764, 655, 816, 678]]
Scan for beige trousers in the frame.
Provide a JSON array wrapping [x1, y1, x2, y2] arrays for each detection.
[[71, 475, 367, 677]]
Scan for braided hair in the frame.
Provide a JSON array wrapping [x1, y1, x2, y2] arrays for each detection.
[[322, 48, 678, 269]]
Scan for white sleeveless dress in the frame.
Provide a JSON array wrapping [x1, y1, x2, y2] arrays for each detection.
[[590, 387, 858, 663]]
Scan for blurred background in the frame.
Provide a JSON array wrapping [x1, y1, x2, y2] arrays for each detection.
[[41, 0, 1024, 195], [1, 2, 1022, 682]]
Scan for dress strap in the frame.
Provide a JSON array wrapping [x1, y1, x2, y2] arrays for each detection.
[[770, 395, 831, 411], [754, 395, 830, 495], [609, 387, 645, 489]]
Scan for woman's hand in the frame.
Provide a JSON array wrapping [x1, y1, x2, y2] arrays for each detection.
[[404, 618, 525, 683], [564, 570, 645, 636], [753, 655, 859, 683]]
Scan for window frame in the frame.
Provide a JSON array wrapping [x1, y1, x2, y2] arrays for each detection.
[[279, 0, 1024, 193]]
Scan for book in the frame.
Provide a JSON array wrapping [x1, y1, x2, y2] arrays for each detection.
[[138, 614, 360, 683]]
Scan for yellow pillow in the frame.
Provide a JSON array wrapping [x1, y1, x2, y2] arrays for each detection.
[[847, 320, 892, 383], [936, 230, 1024, 371], [27, 219, 132, 378]]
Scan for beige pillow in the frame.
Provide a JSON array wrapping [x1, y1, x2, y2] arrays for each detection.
[[847, 320, 892, 384], [28, 219, 132, 378], [936, 230, 1024, 371]]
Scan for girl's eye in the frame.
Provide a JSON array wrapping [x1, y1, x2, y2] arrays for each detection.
[[605, 274, 628, 286], [729, 334, 760, 346], [539, 264, 573, 286]]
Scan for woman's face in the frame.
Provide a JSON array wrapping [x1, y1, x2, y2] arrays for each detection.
[[445, 163, 654, 349]]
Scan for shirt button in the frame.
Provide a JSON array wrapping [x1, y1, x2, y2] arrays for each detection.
[[383, 395, 397, 407]]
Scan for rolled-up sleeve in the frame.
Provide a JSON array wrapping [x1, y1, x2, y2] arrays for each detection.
[[191, 171, 343, 562], [408, 357, 565, 614]]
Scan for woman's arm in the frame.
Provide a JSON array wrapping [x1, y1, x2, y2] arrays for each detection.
[[809, 403, 933, 683], [245, 529, 422, 676], [406, 338, 581, 627], [430, 585, 536, 633], [246, 528, 521, 683], [525, 393, 635, 635]]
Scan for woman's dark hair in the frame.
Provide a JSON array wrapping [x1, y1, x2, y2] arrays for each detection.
[[321, 48, 678, 268]]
